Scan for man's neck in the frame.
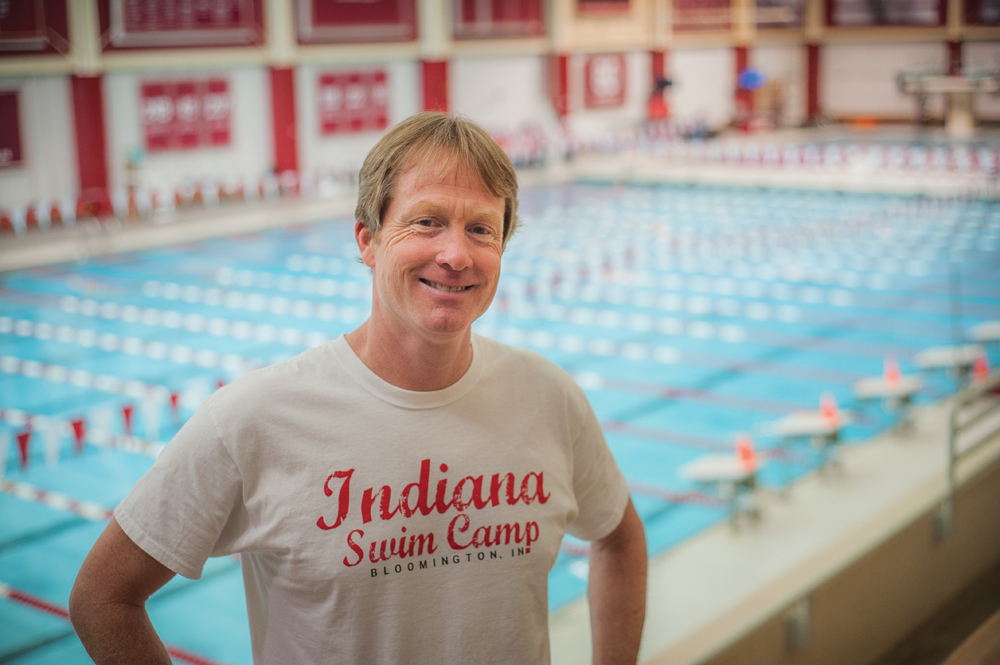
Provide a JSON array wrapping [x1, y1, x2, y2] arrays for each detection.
[[345, 321, 474, 392]]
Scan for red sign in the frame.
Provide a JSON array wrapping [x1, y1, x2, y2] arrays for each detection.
[[584, 54, 627, 109], [673, 0, 731, 30], [318, 71, 389, 135], [578, 0, 631, 12], [455, 0, 544, 37], [297, 0, 416, 43], [100, 0, 264, 49], [0, 0, 46, 50], [141, 79, 231, 152], [0, 0, 70, 54], [0, 92, 23, 168]]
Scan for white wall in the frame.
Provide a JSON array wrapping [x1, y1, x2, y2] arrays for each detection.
[[297, 60, 419, 175], [965, 40, 1000, 120], [753, 44, 806, 127], [566, 50, 650, 139], [451, 54, 550, 132], [104, 67, 272, 191], [0, 75, 77, 208], [822, 42, 945, 119], [669, 47, 735, 130]]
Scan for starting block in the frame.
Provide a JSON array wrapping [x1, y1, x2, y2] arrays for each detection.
[[971, 321, 1000, 349], [914, 344, 982, 386], [769, 393, 852, 471], [680, 434, 761, 528], [853, 356, 924, 430]]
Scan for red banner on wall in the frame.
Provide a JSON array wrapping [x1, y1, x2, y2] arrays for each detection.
[[454, 0, 544, 37], [0, 92, 23, 168], [101, 0, 264, 48], [0, 0, 70, 55], [141, 79, 231, 152], [584, 54, 627, 109], [298, 0, 416, 43], [318, 71, 389, 135]]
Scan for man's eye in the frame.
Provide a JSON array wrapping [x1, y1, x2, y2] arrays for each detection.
[[417, 219, 434, 227], [471, 226, 493, 235]]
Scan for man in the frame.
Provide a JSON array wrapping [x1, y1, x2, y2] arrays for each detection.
[[70, 112, 647, 664]]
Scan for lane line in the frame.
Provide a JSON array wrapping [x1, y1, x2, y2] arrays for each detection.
[[0, 581, 232, 665], [0, 479, 115, 521]]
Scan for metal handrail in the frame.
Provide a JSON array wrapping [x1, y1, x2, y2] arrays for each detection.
[[937, 371, 1000, 541]]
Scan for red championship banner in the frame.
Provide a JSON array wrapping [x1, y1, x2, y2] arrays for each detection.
[[141, 79, 232, 152], [297, 0, 417, 43], [578, 0, 630, 13], [454, 0, 544, 38], [584, 54, 627, 109], [318, 71, 389, 135], [828, 0, 943, 25], [0, 0, 70, 54], [100, 0, 264, 49], [0, 92, 23, 168], [673, 0, 731, 30]]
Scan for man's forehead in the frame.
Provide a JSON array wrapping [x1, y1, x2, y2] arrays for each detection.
[[400, 148, 489, 191]]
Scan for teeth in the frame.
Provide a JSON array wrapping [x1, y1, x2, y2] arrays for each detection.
[[426, 281, 467, 293]]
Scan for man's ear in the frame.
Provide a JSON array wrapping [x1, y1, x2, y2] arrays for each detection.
[[356, 220, 376, 268]]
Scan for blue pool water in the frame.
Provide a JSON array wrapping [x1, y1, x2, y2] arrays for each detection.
[[1, 183, 998, 663]]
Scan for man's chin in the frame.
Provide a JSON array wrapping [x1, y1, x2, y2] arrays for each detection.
[[418, 314, 477, 338]]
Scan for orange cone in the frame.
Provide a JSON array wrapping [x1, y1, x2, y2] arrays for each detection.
[[973, 350, 990, 384], [884, 356, 900, 385], [736, 432, 757, 472], [820, 391, 839, 425]]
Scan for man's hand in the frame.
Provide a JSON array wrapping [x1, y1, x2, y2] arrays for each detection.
[[70, 518, 176, 664], [588, 498, 647, 665]]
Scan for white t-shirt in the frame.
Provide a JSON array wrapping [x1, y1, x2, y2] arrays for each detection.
[[116, 334, 630, 664]]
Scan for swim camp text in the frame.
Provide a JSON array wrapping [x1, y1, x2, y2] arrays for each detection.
[[315, 459, 549, 569]]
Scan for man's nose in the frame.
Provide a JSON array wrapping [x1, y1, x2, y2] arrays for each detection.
[[436, 226, 473, 271]]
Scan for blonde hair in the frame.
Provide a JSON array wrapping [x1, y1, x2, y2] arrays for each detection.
[[355, 112, 519, 245]]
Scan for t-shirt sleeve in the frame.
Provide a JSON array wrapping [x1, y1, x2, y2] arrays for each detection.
[[564, 387, 630, 542], [114, 396, 246, 580]]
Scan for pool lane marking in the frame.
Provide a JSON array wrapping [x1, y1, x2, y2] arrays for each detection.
[[602, 420, 811, 466], [0, 353, 171, 399], [573, 372, 802, 415], [0, 318, 862, 436], [601, 420, 731, 452], [0, 279, 977, 363], [628, 481, 728, 509], [12, 257, 986, 352], [0, 479, 114, 521], [0, 317, 263, 374], [0, 581, 232, 665], [4, 288, 928, 379]]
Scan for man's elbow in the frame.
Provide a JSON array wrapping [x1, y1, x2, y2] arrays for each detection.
[[69, 567, 104, 635]]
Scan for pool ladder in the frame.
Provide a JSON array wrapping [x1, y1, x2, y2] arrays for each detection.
[[934, 370, 1000, 542]]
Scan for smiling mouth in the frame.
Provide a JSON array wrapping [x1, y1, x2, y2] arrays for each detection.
[[421, 279, 472, 293]]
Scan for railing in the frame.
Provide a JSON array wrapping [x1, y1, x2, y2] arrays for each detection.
[[935, 371, 1000, 541]]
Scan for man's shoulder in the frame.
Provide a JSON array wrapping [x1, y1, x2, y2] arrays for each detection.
[[210, 340, 342, 412], [474, 333, 582, 392]]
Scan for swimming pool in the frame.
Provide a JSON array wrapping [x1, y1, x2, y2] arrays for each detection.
[[2, 182, 998, 664]]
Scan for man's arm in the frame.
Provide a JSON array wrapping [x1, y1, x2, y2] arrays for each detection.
[[70, 517, 177, 665], [588, 498, 647, 665]]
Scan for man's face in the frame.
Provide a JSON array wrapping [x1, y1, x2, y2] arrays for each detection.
[[357, 152, 505, 344]]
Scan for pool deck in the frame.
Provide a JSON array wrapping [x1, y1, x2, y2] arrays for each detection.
[[550, 393, 1000, 664]]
